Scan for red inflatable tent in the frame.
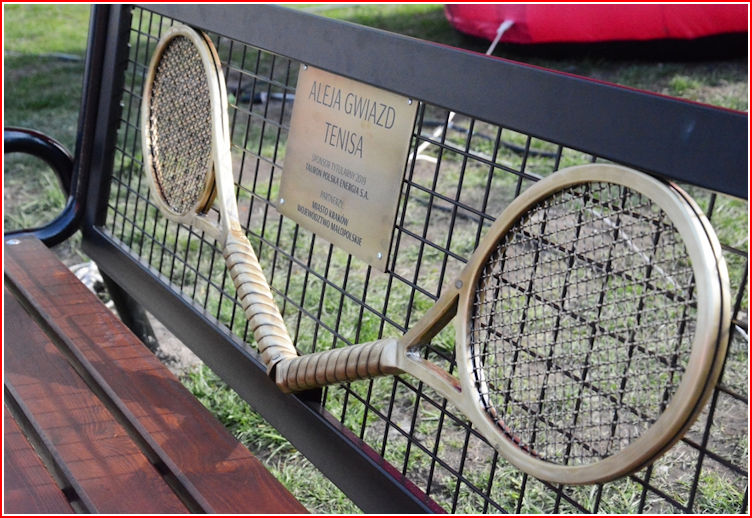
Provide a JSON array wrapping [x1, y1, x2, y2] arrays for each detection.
[[444, 4, 748, 45]]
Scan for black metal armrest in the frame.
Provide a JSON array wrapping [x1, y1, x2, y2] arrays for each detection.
[[4, 127, 81, 246], [4, 127, 74, 195]]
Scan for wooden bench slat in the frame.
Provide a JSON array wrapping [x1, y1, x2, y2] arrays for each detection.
[[4, 236, 308, 514], [3, 406, 76, 514], [4, 290, 190, 514]]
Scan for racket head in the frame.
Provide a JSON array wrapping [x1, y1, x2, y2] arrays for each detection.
[[453, 164, 729, 484], [141, 25, 222, 223]]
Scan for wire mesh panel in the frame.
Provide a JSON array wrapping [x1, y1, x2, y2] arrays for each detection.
[[104, 7, 748, 513]]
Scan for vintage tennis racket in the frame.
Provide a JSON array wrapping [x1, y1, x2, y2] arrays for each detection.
[[140, 24, 729, 485], [141, 25, 298, 371], [273, 163, 730, 484]]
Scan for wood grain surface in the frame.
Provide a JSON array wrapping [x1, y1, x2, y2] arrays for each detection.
[[4, 235, 307, 514]]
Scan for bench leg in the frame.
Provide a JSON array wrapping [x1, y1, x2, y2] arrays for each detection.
[[100, 271, 160, 353]]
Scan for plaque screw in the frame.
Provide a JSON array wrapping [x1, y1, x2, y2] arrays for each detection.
[[377, 252, 383, 260], [407, 98, 413, 105], [279, 198, 285, 205], [455, 280, 463, 289]]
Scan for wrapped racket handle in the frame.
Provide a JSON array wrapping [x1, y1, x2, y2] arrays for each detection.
[[275, 338, 401, 393], [224, 225, 298, 372]]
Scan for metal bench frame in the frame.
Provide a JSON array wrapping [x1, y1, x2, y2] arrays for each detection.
[[9, 4, 747, 513]]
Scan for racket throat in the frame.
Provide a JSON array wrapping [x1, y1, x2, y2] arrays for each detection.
[[398, 348, 464, 403]]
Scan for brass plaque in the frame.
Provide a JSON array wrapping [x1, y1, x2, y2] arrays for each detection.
[[278, 65, 417, 271]]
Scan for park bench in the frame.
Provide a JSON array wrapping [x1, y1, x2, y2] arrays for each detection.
[[4, 235, 306, 513], [4, 4, 748, 514]]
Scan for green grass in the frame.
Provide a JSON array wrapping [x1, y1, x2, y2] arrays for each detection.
[[691, 471, 747, 514], [3, 4, 90, 55], [3, 4, 90, 150], [307, 4, 748, 111], [3, 4, 90, 261], [300, 3, 468, 46], [3, 154, 67, 230], [4, 4, 748, 514]]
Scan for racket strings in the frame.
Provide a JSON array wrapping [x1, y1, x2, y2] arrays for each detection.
[[470, 182, 696, 465], [148, 36, 213, 215]]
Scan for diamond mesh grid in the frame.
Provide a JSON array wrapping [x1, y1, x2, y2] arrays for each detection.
[[471, 182, 696, 465], [147, 35, 213, 215]]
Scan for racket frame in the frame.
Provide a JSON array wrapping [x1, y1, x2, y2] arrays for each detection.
[[364, 164, 729, 484], [141, 25, 299, 372], [141, 25, 236, 242]]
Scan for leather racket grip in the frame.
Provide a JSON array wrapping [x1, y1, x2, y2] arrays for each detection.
[[275, 338, 400, 393], [224, 227, 298, 372]]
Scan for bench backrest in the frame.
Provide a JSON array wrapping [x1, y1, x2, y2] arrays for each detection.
[[76, 5, 748, 513]]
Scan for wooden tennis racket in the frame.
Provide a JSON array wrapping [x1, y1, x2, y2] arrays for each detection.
[[141, 25, 298, 372], [273, 163, 730, 484]]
